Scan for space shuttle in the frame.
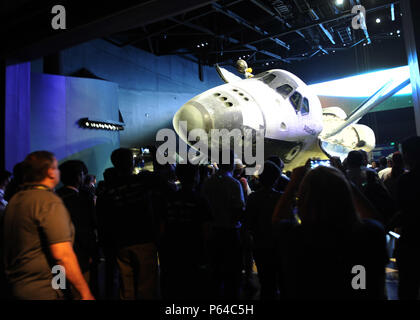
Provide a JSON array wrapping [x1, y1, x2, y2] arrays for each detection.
[[173, 59, 410, 171]]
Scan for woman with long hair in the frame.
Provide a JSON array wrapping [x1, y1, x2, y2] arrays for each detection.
[[272, 164, 388, 299]]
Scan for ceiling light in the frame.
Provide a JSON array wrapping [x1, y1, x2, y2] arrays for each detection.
[[335, 0, 344, 5], [391, 3, 395, 21], [397, 30, 400, 34], [376, 18, 381, 23]]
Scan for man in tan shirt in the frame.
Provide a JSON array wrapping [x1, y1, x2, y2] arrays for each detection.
[[3, 151, 94, 300]]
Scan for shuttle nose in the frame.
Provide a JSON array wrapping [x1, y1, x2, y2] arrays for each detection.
[[173, 101, 213, 140]]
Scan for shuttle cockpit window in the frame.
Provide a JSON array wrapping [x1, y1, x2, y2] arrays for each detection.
[[260, 73, 276, 84], [290, 91, 302, 113], [276, 84, 294, 99], [301, 97, 310, 115]]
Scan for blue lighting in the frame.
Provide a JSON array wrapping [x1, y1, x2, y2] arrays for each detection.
[[391, 4, 395, 21], [309, 66, 411, 98]]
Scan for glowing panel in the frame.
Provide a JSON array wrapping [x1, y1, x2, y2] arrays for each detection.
[[309, 66, 411, 97]]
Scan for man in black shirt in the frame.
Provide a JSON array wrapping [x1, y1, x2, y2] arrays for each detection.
[[245, 161, 283, 299], [97, 148, 164, 299], [395, 136, 420, 300], [202, 152, 245, 299], [56, 160, 97, 298], [159, 163, 212, 299]]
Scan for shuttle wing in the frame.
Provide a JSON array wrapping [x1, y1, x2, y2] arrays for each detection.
[[322, 76, 411, 139]]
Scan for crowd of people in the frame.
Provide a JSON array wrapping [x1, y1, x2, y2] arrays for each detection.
[[0, 135, 420, 300]]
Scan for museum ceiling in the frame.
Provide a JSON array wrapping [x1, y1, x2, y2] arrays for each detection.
[[2, 0, 402, 70], [106, 0, 403, 71]]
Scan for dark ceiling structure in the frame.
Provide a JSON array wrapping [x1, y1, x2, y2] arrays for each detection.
[[2, 0, 402, 72], [105, 0, 403, 71]]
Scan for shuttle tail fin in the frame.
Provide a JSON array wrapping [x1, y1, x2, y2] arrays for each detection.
[[215, 64, 243, 83]]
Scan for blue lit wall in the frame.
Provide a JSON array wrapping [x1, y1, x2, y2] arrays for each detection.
[[30, 73, 120, 180], [58, 39, 223, 148], [5, 63, 31, 172], [6, 39, 223, 179]]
